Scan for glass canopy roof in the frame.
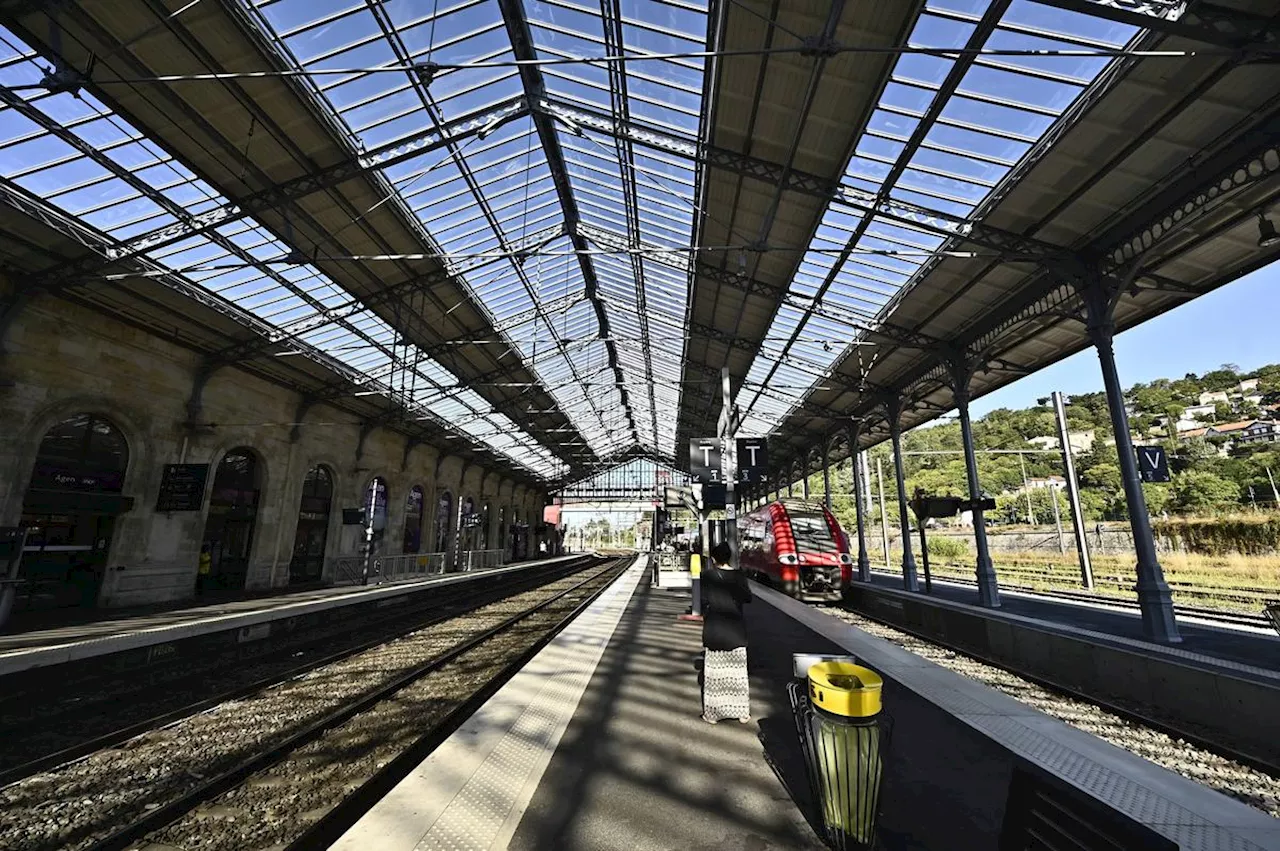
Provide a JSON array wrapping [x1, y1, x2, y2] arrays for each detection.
[[733, 0, 1137, 437], [249, 0, 705, 461], [0, 0, 1165, 479], [0, 23, 564, 479]]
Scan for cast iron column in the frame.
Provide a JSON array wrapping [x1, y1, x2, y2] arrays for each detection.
[[949, 359, 1000, 608], [886, 396, 920, 592], [848, 420, 871, 582], [1080, 272, 1180, 643], [801, 460, 810, 499]]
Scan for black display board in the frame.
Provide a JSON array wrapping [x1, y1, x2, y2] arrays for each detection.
[[155, 464, 210, 512]]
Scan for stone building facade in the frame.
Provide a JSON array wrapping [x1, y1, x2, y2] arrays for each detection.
[[0, 294, 550, 609]]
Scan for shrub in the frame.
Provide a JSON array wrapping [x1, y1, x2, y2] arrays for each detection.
[[927, 536, 970, 560], [1153, 514, 1280, 556]]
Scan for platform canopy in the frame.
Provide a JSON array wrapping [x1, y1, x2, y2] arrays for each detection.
[[0, 0, 1277, 487]]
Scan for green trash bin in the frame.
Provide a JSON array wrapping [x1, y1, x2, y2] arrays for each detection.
[[789, 661, 890, 850]]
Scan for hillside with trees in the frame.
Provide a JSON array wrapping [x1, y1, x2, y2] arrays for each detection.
[[810, 362, 1280, 531]]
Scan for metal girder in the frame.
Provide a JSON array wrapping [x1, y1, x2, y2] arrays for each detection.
[[1103, 109, 1280, 269], [828, 104, 1280, 431], [693, 261, 941, 349], [1031, 0, 1280, 49], [497, 0, 639, 448], [738, 0, 1012, 431], [537, 97, 1065, 262], [41, 94, 530, 282]]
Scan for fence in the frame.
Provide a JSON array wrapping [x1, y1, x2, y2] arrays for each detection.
[[330, 552, 447, 586], [458, 548, 505, 571]]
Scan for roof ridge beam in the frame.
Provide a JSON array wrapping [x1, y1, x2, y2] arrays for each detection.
[[497, 0, 641, 447]]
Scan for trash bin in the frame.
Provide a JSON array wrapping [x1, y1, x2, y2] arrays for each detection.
[[789, 660, 890, 850]]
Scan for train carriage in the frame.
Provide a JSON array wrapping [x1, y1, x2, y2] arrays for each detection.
[[738, 499, 851, 599]]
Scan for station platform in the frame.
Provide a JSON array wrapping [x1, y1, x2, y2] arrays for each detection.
[[865, 569, 1280, 672], [334, 558, 825, 851], [338, 563, 1280, 851], [0, 554, 584, 676]]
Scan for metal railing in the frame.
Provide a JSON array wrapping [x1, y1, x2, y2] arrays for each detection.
[[458, 548, 505, 572], [330, 552, 447, 586]]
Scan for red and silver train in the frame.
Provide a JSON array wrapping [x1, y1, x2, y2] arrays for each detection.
[[737, 499, 852, 598]]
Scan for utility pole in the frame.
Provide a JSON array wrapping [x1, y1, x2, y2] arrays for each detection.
[[876, 458, 890, 569], [1019, 452, 1035, 525], [1053, 391, 1093, 589]]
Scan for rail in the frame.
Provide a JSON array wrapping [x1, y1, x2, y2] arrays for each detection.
[[458, 548, 504, 572]]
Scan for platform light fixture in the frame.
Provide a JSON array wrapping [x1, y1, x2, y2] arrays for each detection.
[[1259, 213, 1280, 249]]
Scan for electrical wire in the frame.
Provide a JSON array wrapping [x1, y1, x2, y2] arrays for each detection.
[[5, 43, 1253, 92]]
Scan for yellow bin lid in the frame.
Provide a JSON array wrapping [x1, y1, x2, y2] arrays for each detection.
[[808, 661, 883, 718]]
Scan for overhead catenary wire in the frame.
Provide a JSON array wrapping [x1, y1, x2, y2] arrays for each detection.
[[7, 43, 1257, 92]]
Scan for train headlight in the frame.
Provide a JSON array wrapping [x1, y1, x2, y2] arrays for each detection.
[[779, 553, 799, 565], [839, 553, 852, 565]]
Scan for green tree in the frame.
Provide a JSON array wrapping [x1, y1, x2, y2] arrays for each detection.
[[1170, 470, 1240, 512]]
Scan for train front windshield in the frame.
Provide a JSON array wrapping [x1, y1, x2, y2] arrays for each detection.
[[788, 513, 836, 556]]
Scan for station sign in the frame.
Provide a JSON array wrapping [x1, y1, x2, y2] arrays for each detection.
[[1136, 446, 1170, 483], [155, 464, 210, 512], [689, 437, 722, 483], [736, 438, 768, 483]]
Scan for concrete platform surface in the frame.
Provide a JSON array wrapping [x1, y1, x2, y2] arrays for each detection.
[[0, 554, 583, 674], [337, 560, 827, 851], [866, 570, 1280, 673]]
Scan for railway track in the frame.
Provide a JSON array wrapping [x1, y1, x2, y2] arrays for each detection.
[[902, 568, 1274, 629], [826, 603, 1280, 817], [0, 557, 631, 851], [0, 554, 604, 786]]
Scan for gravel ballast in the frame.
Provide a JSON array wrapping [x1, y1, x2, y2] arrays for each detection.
[[0, 565, 618, 851], [818, 605, 1280, 818]]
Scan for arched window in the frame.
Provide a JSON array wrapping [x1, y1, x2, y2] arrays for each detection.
[[28, 413, 129, 493], [289, 465, 333, 584], [403, 485, 425, 554], [202, 448, 261, 591], [20, 414, 131, 609], [435, 491, 453, 554]]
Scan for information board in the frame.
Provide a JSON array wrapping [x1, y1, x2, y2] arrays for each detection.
[[155, 464, 209, 512]]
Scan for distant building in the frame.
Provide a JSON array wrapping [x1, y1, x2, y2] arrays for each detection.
[[1182, 403, 1217, 421], [1239, 378, 1260, 393], [1180, 420, 1278, 446], [1198, 390, 1230, 406], [1025, 476, 1066, 490], [1026, 429, 1094, 454]]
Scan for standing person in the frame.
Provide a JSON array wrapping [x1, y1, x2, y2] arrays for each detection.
[[700, 541, 752, 724]]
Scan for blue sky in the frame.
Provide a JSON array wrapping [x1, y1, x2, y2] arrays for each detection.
[[968, 259, 1280, 418]]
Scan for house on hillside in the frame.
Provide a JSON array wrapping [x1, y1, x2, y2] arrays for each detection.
[[1179, 420, 1279, 447], [1183, 403, 1217, 421], [1240, 378, 1260, 393], [1026, 429, 1095, 454], [1024, 476, 1066, 490], [1199, 390, 1230, 406]]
